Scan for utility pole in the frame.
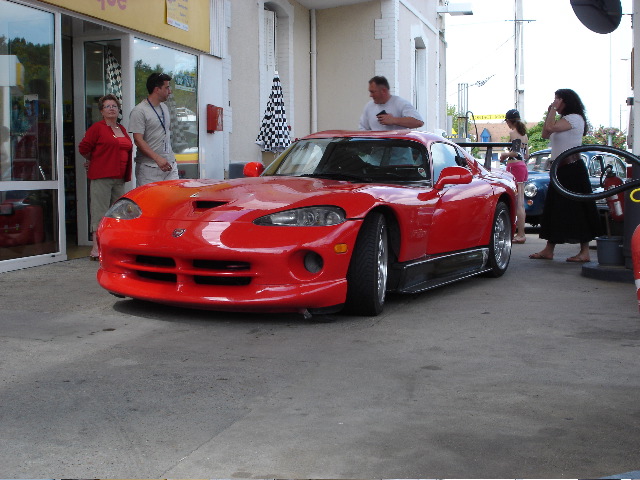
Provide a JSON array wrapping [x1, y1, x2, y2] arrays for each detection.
[[514, 0, 525, 117], [457, 82, 469, 139]]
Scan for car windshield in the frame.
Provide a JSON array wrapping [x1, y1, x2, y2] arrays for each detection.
[[263, 138, 430, 182], [527, 152, 553, 172]]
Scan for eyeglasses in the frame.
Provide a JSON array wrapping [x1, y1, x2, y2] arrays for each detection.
[[103, 105, 119, 110]]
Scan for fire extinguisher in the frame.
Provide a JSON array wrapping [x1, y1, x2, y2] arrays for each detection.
[[603, 166, 625, 222]]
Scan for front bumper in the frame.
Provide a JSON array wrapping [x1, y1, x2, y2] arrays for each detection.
[[96, 217, 360, 313]]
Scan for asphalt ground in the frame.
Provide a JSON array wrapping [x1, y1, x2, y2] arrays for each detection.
[[0, 233, 639, 478]]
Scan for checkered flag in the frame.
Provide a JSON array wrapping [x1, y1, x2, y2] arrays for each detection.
[[166, 94, 189, 150], [105, 48, 123, 123], [256, 73, 290, 153]]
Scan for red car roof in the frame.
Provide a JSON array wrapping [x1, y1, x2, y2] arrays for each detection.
[[303, 129, 443, 144]]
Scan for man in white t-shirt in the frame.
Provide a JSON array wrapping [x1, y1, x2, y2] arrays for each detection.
[[129, 72, 179, 186], [358, 76, 424, 131]]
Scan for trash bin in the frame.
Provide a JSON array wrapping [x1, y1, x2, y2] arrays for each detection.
[[596, 235, 624, 266]]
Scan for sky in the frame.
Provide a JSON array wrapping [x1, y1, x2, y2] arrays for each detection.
[[445, 0, 633, 132]]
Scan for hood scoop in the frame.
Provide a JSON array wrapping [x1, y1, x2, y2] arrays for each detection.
[[193, 200, 227, 211]]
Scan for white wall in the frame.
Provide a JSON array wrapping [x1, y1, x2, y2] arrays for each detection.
[[316, 2, 380, 131]]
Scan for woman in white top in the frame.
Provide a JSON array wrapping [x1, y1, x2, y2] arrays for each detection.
[[529, 89, 600, 262], [499, 109, 529, 243]]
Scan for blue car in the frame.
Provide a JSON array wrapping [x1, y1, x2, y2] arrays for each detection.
[[523, 148, 627, 227]]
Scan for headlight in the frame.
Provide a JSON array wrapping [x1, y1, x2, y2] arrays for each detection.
[[104, 198, 142, 220], [254, 206, 346, 226], [523, 182, 538, 198]]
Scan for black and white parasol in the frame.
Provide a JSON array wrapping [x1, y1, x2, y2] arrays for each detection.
[[105, 48, 123, 123], [255, 73, 291, 153]]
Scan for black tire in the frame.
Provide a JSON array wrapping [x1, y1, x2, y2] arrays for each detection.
[[486, 201, 512, 277], [345, 212, 388, 316]]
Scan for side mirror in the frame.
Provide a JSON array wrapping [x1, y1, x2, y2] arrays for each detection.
[[243, 162, 265, 177], [433, 166, 472, 190]]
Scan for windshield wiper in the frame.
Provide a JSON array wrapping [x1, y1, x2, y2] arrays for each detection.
[[298, 172, 372, 182]]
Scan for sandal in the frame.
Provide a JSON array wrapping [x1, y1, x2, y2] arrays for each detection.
[[529, 252, 552, 260], [566, 255, 589, 263]]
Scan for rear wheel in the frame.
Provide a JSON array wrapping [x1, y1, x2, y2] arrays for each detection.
[[486, 201, 511, 277], [345, 212, 388, 316]]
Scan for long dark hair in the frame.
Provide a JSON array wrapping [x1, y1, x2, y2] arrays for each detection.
[[510, 119, 528, 137], [555, 88, 588, 135]]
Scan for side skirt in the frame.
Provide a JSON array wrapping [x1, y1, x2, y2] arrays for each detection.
[[390, 248, 490, 294]]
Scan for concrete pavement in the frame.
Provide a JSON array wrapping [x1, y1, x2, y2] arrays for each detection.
[[0, 234, 639, 478]]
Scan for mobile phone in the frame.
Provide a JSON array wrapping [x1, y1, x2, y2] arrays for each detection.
[[377, 110, 387, 116]]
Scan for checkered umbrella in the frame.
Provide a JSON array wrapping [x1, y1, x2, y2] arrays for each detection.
[[105, 48, 123, 123], [256, 73, 291, 153], [166, 94, 189, 151]]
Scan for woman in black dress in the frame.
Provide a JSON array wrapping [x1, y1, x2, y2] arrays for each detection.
[[529, 89, 600, 262]]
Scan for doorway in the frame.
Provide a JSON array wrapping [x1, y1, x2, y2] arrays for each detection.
[[62, 15, 131, 255]]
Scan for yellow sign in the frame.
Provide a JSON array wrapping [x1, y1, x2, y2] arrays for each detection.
[[473, 114, 506, 121], [40, 0, 209, 52]]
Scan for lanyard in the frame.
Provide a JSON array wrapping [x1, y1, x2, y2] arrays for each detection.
[[147, 99, 166, 134]]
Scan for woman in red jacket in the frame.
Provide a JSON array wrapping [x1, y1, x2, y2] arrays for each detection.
[[79, 94, 133, 259]]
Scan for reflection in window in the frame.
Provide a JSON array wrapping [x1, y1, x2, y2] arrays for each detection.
[[0, 189, 59, 260], [0, 3, 55, 182], [431, 143, 459, 182], [133, 38, 199, 179]]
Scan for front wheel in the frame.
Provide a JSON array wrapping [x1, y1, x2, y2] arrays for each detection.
[[345, 212, 388, 316], [486, 201, 511, 277]]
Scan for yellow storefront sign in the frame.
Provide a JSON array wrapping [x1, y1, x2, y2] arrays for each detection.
[[39, 0, 210, 52]]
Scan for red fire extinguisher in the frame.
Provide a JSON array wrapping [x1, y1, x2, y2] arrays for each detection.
[[603, 167, 625, 222]]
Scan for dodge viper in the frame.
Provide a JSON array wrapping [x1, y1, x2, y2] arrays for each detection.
[[96, 130, 517, 317]]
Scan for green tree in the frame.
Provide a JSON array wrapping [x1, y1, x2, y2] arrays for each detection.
[[527, 116, 549, 154]]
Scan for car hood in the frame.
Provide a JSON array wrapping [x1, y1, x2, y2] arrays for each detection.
[[127, 176, 410, 222]]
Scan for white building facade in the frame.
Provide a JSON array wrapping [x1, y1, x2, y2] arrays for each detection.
[[0, 0, 451, 273]]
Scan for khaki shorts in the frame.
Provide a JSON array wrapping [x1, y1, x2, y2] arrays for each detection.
[[90, 178, 125, 232], [135, 161, 179, 187]]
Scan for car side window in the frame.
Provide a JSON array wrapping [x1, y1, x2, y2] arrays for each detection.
[[608, 156, 626, 178], [430, 142, 460, 182], [588, 155, 626, 179]]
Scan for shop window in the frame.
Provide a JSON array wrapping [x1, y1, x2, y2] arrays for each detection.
[[0, 3, 55, 182], [133, 38, 199, 179]]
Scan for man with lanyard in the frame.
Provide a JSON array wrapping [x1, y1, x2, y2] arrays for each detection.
[[129, 72, 179, 186]]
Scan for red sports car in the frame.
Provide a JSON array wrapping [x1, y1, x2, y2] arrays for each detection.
[[96, 130, 516, 317]]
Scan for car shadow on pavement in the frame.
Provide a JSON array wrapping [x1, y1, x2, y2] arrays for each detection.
[[110, 296, 352, 325]]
